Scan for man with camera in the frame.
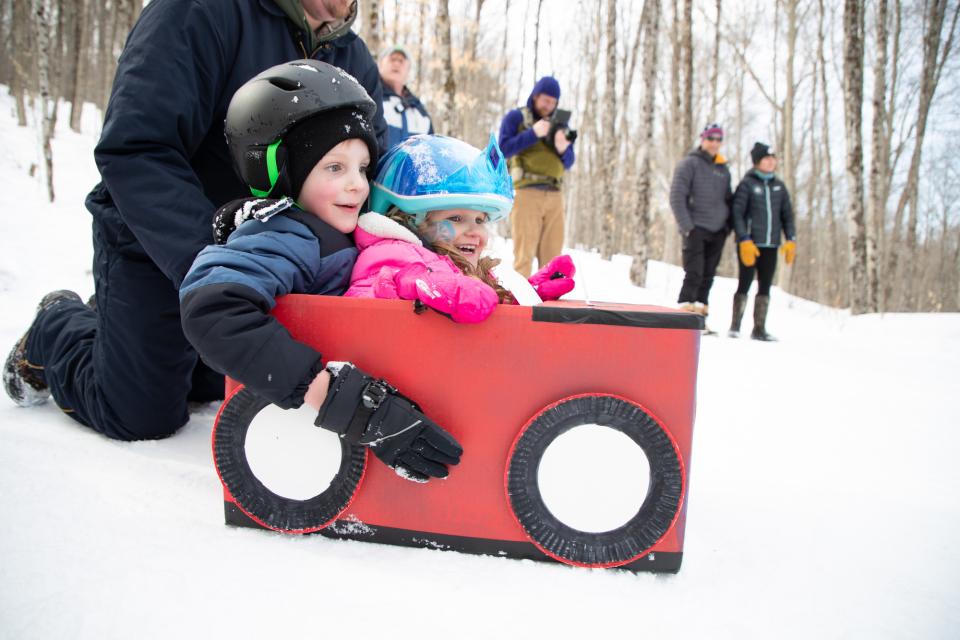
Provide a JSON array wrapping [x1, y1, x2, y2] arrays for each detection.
[[498, 76, 576, 277]]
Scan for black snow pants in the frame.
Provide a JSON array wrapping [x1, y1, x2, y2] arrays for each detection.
[[678, 226, 728, 305], [736, 247, 778, 296], [24, 219, 223, 441]]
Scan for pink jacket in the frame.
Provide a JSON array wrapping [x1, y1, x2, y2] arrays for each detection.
[[345, 213, 499, 323]]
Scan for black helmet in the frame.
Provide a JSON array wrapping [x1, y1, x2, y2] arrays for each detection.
[[225, 59, 377, 198]]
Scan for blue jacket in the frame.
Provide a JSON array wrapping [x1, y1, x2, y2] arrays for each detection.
[[381, 84, 434, 152], [180, 199, 357, 408], [86, 0, 386, 288]]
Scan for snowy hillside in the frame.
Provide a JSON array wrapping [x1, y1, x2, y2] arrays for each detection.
[[1, 99, 958, 639]]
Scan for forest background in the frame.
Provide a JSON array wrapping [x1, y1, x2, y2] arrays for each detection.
[[2, 0, 958, 313]]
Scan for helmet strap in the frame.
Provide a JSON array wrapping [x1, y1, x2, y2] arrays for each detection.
[[249, 139, 282, 198]]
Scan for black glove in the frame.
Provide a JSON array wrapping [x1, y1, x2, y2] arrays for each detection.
[[315, 363, 463, 482]]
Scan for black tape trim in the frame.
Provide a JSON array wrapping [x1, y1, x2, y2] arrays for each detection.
[[223, 502, 682, 573], [213, 386, 367, 533], [532, 305, 704, 330], [507, 395, 684, 567]]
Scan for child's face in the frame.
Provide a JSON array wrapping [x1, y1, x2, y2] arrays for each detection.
[[297, 138, 370, 234], [424, 209, 490, 268]]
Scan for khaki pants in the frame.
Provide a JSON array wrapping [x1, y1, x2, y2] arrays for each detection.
[[510, 187, 565, 277]]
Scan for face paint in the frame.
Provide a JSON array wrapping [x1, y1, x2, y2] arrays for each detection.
[[426, 219, 457, 244]]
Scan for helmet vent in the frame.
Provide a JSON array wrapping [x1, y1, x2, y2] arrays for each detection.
[[267, 77, 303, 92]]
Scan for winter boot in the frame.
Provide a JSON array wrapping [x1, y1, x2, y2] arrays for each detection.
[[679, 302, 697, 313], [694, 302, 716, 335], [728, 293, 747, 338], [3, 290, 83, 407], [750, 294, 777, 342]]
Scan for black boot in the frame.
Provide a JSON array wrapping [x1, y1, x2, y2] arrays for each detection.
[[751, 294, 777, 341], [3, 290, 83, 407], [728, 293, 747, 338]]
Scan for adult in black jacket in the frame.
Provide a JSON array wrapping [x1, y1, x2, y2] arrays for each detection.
[[3, 0, 387, 440], [669, 122, 733, 327], [728, 142, 797, 341]]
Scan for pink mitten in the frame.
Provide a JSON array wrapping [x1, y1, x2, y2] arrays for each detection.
[[528, 255, 576, 300], [394, 263, 498, 323]]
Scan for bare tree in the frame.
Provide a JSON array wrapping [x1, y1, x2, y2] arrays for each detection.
[[33, 0, 58, 201], [533, 0, 544, 80], [710, 0, 722, 119], [434, 0, 457, 136], [630, 0, 662, 286], [681, 0, 694, 145], [599, 0, 618, 257], [843, 0, 867, 313], [867, 0, 890, 312], [365, 0, 382, 58]]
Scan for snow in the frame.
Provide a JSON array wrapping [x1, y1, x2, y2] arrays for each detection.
[[2, 94, 959, 639]]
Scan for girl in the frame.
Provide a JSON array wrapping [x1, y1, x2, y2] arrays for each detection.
[[346, 134, 575, 321]]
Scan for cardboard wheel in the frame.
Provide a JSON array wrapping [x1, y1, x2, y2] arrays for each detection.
[[213, 385, 367, 533], [505, 394, 684, 567]]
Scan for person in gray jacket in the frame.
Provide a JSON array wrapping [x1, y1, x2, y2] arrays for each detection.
[[669, 123, 733, 325], [728, 142, 797, 341]]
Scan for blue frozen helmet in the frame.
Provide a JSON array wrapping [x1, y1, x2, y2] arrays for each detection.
[[370, 134, 514, 223]]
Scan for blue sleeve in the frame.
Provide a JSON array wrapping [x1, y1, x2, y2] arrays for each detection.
[[560, 143, 575, 169], [94, 0, 234, 287], [498, 109, 539, 159], [180, 216, 323, 308]]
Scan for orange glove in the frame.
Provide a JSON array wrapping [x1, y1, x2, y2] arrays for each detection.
[[738, 239, 760, 267], [780, 240, 797, 265]]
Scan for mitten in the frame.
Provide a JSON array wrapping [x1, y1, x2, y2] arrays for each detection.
[[316, 363, 463, 482], [528, 255, 576, 300], [780, 240, 797, 265], [394, 263, 498, 323], [738, 239, 760, 267]]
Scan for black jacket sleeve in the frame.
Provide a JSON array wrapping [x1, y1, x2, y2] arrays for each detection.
[[94, 0, 233, 287], [181, 282, 322, 409]]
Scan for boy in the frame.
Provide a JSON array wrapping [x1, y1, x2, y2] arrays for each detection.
[[180, 60, 461, 483]]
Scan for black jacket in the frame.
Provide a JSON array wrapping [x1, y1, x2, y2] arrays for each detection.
[[85, 0, 386, 287], [732, 170, 796, 247]]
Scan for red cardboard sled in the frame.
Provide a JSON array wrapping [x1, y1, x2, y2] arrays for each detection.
[[213, 295, 702, 572]]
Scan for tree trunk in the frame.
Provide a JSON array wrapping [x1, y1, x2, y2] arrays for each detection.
[[710, 0, 721, 119], [630, 0, 661, 287], [365, 0, 381, 59], [680, 0, 694, 145], [843, 0, 867, 314], [67, 0, 88, 132], [33, 0, 56, 201], [435, 0, 456, 136], [600, 0, 618, 258], [866, 0, 889, 313], [817, 0, 839, 306], [533, 0, 544, 80]]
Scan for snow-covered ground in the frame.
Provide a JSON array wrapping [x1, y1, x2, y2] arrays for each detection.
[[2, 96, 959, 639]]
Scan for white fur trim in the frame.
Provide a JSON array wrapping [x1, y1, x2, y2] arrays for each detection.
[[357, 212, 423, 246]]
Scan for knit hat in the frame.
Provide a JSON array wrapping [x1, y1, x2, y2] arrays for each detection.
[[750, 142, 775, 165], [526, 76, 561, 112], [283, 107, 379, 201], [700, 122, 724, 139]]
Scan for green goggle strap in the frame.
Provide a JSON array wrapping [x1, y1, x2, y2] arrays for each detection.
[[249, 139, 282, 198]]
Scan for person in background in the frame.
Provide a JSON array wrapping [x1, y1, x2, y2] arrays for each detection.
[[728, 142, 797, 341], [498, 76, 576, 278], [668, 122, 733, 331], [3, 0, 387, 440], [378, 45, 433, 152]]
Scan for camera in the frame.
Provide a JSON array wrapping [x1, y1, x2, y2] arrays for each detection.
[[545, 109, 577, 154]]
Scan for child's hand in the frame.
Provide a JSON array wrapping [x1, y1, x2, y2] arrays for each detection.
[[314, 363, 463, 482], [394, 263, 498, 323], [528, 255, 576, 301], [304, 370, 332, 411]]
